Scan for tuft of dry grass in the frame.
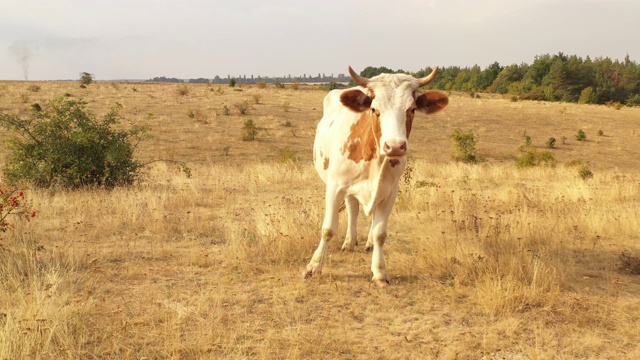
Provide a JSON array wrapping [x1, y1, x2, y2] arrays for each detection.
[[1, 81, 640, 359]]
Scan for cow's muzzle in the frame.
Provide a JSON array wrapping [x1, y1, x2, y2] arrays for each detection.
[[383, 140, 407, 157]]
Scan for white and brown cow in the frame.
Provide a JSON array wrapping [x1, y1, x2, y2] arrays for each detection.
[[304, 66, 449, 287]]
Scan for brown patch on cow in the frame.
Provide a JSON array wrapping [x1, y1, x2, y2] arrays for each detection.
[[416, 91, 449, 114], [323, 156, 330, 170], [341, 112, 381, 163], [389, 159, 400, 167]]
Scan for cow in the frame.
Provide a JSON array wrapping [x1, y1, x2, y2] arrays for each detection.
[[304, 66, 449, 287]]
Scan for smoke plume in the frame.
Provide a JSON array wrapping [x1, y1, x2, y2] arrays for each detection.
[[8, 42, 32, 80]]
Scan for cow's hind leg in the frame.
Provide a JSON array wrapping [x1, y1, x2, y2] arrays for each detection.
[[305, 184, 344, 278], [341, 196, 359, 251]]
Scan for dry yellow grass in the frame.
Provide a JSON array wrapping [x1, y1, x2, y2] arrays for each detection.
[[1, 81, 640, 359]]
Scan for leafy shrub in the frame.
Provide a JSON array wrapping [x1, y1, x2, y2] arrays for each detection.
[[187, 109, 208, 124], [450, 128, 482, 163], [625, 93, 640, 107], [274, 146, 298, 163], [517, 149, 556, 168], [576, 129, 587, 141], [252, 94, 262, 104], [516, 132, 556, 168], [328, 82, 338, 91], [274, 82, 285, 89], [229, 78, 236, 88], [234, 100, 251, 115], [1, 187, 35, 243], [598, 130, 604, 136], [222, 105, 230, 116], [546, 137, 556, 148], [579, 166, 594, 180], [0, 98, 146, 189], [578, 86, 596, 104], [242, 119, 258, 141]]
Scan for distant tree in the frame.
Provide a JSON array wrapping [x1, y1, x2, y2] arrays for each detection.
[[80, 72, 94, 86], [229, 78, 236, 87]]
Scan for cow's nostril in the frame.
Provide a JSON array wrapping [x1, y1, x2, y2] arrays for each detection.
[[400, 142, 407, 151], [383, 142, 391, 152]]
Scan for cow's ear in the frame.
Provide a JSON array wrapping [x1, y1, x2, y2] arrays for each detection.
[[340, 89, 372, 112], [416, 91, 449, 115]]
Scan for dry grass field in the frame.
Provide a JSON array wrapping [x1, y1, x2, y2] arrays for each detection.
[[1, 80, 640, 359]]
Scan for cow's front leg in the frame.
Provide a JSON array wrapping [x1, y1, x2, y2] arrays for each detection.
[[305, 183, 344, 278], [341, 195, 359, 251], [369, 185, 399, 287]]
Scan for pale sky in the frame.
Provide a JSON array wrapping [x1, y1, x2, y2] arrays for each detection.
[[1, 0, 639, 80]]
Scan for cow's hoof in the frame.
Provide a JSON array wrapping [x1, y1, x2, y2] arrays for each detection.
[[341, 243, 355, 252], [372, 278, 390, 288], [303, 266, 320, 279], [364, 243, 373, 253]]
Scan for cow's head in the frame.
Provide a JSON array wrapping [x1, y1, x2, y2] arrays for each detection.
[[340, 66, 448, 158]]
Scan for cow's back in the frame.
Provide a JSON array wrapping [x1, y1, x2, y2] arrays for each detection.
[[313, 88, 363, 184]]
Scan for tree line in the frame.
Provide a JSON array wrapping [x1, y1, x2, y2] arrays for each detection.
[[148, 53, 639, 106], [411, 53, 639, 106], [148, 73, 352, 85]]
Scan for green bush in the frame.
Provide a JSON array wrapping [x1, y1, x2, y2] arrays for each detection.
[[274, 146, 298, 163], [450, 128, 482, 163], [546, 137, 556, 148], [579, 166, 594, 180], [242, 119, 257, 141], [625, 93, 640, 107], [229, 78, 236, 88], [0, 98, 146, 189], [516, 132, 556, 168], [576, 129, 587, 141]]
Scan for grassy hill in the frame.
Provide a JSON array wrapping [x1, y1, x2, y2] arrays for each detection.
[[1, 81, 639, 359]]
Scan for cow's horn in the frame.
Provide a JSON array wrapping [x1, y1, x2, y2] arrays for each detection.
[[348, 66, 369, 87], [418, 66, 439, 87]]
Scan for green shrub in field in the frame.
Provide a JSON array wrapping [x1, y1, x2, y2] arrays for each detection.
[[0, 98, 147, 189], [576, 129, 587, 141], [450, 128, 483, 163], [516, 132, 556, 168], [234, 100, 251, 115], [546, 137, 556, 148], [242, 119, 258, 141], [626, 94, 640, 107], [274, 146, 298, 163], [579, 165, 594, 180]]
